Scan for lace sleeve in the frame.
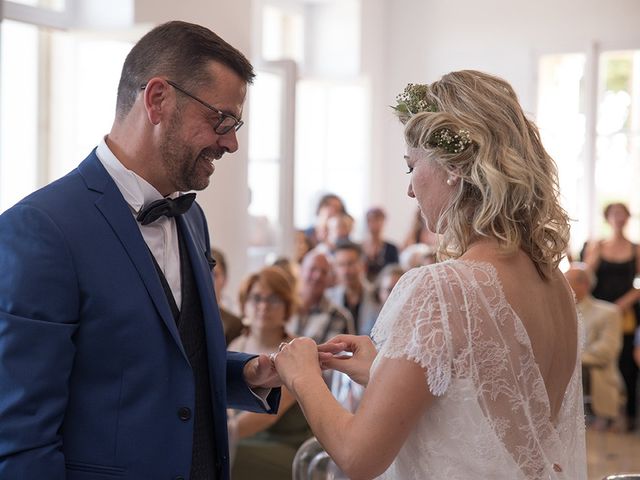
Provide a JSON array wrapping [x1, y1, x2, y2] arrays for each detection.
[[371, 264, 455, 396]]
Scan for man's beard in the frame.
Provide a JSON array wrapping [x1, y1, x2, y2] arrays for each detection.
[[159, 111, 223, 192]]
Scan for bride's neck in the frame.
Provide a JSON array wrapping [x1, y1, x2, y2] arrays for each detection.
[[461, 238, 506, 260]]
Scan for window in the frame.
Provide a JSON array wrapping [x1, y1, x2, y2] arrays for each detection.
[[247, 69, 284, 267], [261, 4, 304, 64], [595, 50, 640, 237], [537, 53, 588, 251], [294, 78, 369, 230], [9, 0, 65, 10], [538, 48, 640, 252], [0, 10, 132, 213], [0, 20, 40, 210]]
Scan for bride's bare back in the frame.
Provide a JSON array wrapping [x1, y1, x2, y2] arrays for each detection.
[[462, 244, 578, 421], [366, 248, 586, 479]]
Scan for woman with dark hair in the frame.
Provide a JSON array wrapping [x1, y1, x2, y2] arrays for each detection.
[[303, 193, 347, 248], [228, 267, 310, 479], [583, 202, 640, 431], [363, 207, 400, 282]]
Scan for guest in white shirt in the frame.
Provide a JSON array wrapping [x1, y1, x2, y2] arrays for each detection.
[[565, 263, 624, 428]]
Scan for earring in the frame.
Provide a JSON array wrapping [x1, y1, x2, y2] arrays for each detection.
[[446, 177, 456, 186]]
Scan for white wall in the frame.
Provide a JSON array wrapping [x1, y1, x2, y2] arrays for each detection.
[[375, 0, 640, 246], [135, 0, 253, 298], [304, 0, 359, 77]]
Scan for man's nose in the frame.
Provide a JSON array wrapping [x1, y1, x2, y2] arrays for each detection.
[[218, 129, 239, 153]]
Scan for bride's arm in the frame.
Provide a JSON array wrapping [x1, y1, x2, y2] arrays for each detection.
[[276, 338, 434, 479]]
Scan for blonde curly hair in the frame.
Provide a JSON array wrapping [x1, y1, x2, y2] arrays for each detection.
[[398, 70, 569, 279]]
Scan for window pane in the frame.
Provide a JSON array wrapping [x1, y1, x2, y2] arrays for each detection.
[[49, 32, 131, 179], [8, 0, 66, 11], [537, 53, 587, 251], [0, 20, 40, 212], [0, 21, 131, 214], [261, 5, 304, 63], [247, 70, 283, 264], [595, 50, 640, 238], [295, 79, 368, 231]]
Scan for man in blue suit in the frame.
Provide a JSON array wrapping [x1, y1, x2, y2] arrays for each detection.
[[0, 21, 280, 480]]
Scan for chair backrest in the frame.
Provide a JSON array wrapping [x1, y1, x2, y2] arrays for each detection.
[[292, 436, 349, 480], [603, 475, 640, 480]]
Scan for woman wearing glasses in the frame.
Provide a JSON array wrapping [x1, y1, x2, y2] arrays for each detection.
[[227, 266, 311, 480]]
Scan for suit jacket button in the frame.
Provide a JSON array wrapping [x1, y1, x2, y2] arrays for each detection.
[[178, 407, 191, 421]]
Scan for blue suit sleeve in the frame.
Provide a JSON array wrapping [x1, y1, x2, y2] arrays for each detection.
[[226, 351, 281, 413], [0, 204, 79, 479]]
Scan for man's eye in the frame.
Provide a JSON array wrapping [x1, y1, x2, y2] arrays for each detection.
[[406, 167, 414, 174]]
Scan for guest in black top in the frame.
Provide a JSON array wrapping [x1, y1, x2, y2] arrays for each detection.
[[583, 202, 640, 431], [362, 207, 399, 282]]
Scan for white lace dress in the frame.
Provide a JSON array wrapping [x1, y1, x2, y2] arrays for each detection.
[[370, 260, 587, 479]]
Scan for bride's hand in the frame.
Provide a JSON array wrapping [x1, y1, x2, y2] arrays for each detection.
[[317, 334, 377, 386], [273, 337, 322, 393]]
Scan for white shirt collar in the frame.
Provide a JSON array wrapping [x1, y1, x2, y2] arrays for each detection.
[[96, 136, 178, 213]]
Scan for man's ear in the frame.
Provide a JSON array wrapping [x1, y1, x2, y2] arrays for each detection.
[[142, 77, 170, 125]]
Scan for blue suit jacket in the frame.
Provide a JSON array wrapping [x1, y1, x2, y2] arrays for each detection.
[[0, 150, 279, 479]]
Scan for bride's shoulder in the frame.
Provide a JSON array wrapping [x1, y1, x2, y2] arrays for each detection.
[[401, 258, 498, 284]]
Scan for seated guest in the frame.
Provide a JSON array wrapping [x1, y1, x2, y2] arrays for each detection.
[[362, 207, 400, 282], [399, 242, 437, 271], [288, 250, 355, 344], [228, 267, 311, 480], [304, 193, 347, 248], [375, 263, 405, 306], [326, 240, 381, 335], [565, 263, 624, 429], [322, 211, 354, 253], [270, 255, 300, 291], [211, 248, 243, 345], [294, 229, 314, 263]]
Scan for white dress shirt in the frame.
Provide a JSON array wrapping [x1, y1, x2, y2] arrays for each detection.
[[96, 137, 184, 308], [96, 137, 271, 406]]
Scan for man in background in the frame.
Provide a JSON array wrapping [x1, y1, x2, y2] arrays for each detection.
[[289, 249, 355, 343], [326, 240, 381, 335]]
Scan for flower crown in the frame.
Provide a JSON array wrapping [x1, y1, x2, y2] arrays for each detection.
[[392, 83, 472, 155]]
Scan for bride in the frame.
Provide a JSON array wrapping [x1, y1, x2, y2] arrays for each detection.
[[273, 70, 587, 479]]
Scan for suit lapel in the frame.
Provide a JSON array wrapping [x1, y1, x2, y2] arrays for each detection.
[[79, 152, 187, 359], [177, 215, 219, 326], [177, 215, 226, 356]]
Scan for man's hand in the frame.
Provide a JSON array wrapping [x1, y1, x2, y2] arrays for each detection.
[[243, 354, 282, 389]]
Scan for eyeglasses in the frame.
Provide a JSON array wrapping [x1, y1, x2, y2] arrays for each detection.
[[140, 80, 244, 135], [248, 294, 284, 306]]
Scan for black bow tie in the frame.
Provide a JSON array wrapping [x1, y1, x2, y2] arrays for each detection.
[[136, 193, 196, 226]]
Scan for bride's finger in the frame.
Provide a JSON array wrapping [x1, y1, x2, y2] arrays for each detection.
[[317, 341, 349, 354]]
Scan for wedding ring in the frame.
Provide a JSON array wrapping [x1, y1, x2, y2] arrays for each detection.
[[278, 342, 288, 352], [268, 352, 277, 367]]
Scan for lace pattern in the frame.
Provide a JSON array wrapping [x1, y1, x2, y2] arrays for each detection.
[[370, 260, 586, 479]]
